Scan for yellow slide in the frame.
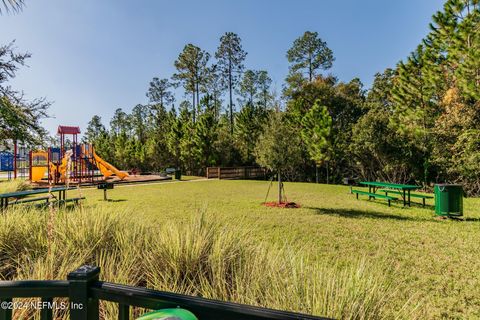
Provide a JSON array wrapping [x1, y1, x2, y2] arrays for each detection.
[[49, 150, 72, 182], [58, 151, 71, 181], [49, 162, 58, 181], [93, 151, 128, 180]]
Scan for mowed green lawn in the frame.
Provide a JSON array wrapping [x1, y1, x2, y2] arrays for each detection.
[[75, 179, 480, 319]]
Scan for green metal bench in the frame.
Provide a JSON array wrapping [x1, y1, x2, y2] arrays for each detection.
[[378, 189, 433, 207], [10, 196, 51, 205], [0, 187, 76, 211], [55, 197, 85, 205], [352, 190, 397, 207], [33, 197, 85, 208], [359, 181, 419, 207]]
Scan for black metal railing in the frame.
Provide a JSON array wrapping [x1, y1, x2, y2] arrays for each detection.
[[0, 265, 330, 320]]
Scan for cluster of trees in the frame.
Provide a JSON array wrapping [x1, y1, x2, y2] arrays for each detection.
[[84, 30, 346, 182], [2, 0, 479, 194], [84, 32, 275, 175], [0, 41, 50, 147], [0, 2, 48, 149], [352, 0, 480, 194], [86, 0, 480, 195]]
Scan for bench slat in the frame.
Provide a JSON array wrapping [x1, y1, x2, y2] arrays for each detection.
[[352, 190, 397, 207], [352, 190, 397, 200], [54, 197, 85, 204], [11, 196, 50, 205], [0, 187, 75, 199], [378, 189, 434, 198], [33, 197, 86, 208]]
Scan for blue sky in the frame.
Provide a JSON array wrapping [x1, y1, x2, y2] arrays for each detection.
[[0, 0, 445, 136]]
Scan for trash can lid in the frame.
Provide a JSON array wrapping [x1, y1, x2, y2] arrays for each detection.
[[435, 183, 463, 187], [136, 309, 197, 320]]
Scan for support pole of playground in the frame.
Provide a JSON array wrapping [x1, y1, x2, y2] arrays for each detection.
[[13, 140, 17, 180], [278, 172, 282, 204]]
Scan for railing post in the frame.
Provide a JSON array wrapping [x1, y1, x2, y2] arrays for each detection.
[[68, 265, 100, 320], [118, 304, 129, 320], [40, 297, 53, 320], [0, 298, 12, 320]]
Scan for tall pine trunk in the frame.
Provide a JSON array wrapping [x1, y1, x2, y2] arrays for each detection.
[[229, 60, 233, 134], [196, 81, 200, 116], [192, 90, 196, 123]]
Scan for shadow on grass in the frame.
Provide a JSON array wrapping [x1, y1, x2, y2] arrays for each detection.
[[455, 217, 479, 222], [101, 199, 127, 203], [306, 206, 415, 221], [406, 202, 435, 210]]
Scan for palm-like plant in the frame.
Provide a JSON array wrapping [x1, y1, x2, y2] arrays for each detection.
[[1, 0, 24, 14]]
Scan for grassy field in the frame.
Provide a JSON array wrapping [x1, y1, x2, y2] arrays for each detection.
[[1, 178, 480, 319]]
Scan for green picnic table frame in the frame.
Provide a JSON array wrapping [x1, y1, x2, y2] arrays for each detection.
[[0, 186, 76, 211], [359, 181, 419, 207]]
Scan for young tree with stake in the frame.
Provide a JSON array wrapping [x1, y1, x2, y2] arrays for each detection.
[[255, 112, 303, 203]]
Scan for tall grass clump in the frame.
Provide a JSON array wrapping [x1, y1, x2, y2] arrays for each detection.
[[0, 205, 421, 319], [0, 180, 31, 193]]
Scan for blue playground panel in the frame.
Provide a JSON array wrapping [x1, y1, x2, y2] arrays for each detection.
[[0, 152, 14, 171], [75, 145, 82, 158], [50, 147, 61, 163]]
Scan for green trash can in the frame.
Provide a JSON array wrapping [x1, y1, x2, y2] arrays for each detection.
[[136, 308, 197, 320], [434, 184, 463, 217], [175, 169, 182, 180]]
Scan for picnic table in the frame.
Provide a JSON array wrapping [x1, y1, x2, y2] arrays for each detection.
[[359, 181, 419, 206], [0, 186, 81, 211]]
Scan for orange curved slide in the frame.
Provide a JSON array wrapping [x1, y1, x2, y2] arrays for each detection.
[[93, 151, 128, 180]]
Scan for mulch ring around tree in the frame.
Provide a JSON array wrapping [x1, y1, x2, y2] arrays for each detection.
[[263, 201, 301, 208]]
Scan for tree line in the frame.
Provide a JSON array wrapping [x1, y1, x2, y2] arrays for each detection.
[[1, 0, 479, 194], [84, 0, 479, 194]]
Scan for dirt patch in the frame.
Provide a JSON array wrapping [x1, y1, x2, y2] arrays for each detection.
[[263, 201, 301, 208]]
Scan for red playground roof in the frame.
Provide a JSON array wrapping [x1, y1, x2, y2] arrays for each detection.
[[57, 125, 81, 135]]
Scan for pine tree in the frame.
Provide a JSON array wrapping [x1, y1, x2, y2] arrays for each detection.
[[234, 102, 267, 164], [130, 104, 150, 143], [238, 70, 257, 105], [146, 77, 175, 107], [110, 108, 131, 135], [83, 115, 105, 144], [166, 107, 183, 168], [193, 109, 218, 168], [391, 45, 437, 185], [201, 64, 224, 119], [172, 44, 210, 122], [215, 32, 247, 134], [286, 31, 334, 82], [300, 101, 332, 183], [256, 70, 273, 109]]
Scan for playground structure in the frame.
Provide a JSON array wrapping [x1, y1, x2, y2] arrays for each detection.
[[0, 143, 29, 180], [0, 125, 129, 185]]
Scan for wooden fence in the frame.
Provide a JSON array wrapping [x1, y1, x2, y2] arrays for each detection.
[[206, 167, 267, 180]]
